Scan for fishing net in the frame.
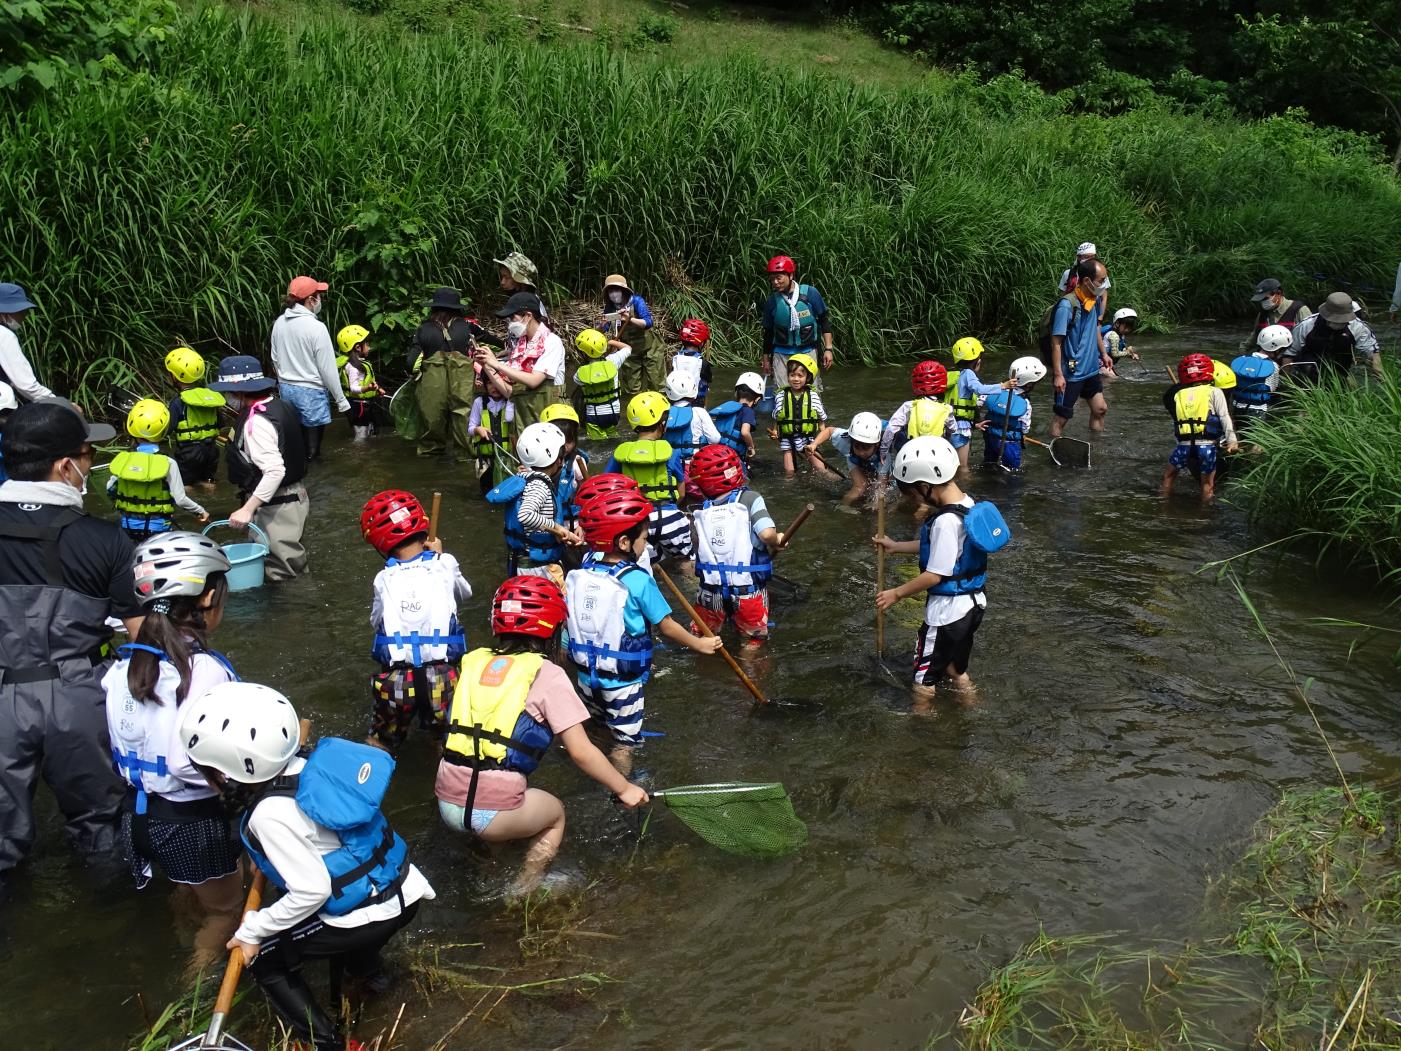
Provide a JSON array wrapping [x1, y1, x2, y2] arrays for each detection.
[[389, 380, 427, 441], [654, 782, 807, 858]]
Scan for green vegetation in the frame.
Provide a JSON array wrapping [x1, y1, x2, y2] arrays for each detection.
[[949, 787, 1401, 1050], [1234, 374, 1401, 578], [3, 0, 1400, 403]]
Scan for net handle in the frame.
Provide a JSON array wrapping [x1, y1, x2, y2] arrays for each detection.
[[653, 782, 784, 798]]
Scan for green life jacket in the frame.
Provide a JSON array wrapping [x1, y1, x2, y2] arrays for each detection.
[[110, 449, 175, 519], [473, 401, 513, 459], [173, 388, 224, 444], [576, 360, 620, 409], [943, 370, 978, 422], [614, 440, 679, 504], [336, 355, 378, 400], [775, 388, 818, 439]]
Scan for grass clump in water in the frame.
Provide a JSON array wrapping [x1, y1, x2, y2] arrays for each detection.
[[949, 787, 1401, 1050], [1234, 372, 1401, 578]]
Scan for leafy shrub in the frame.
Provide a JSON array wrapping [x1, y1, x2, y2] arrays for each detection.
[[1, 0, 178, 97]]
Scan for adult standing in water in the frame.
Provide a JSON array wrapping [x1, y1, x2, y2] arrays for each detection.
[[476, 291, 564, 432], [411, 287, 498, 462], [1057, 242, 1111, 304], [270, 275, 348, 464], [1048, 259, 1112, 439], [761, 255, 834, 391], [209, 356, 310, 582], [1287, 292, 1382, 381], [0, 398, 140, 887], [603, 274, 666, 408], [495, 251, 548, 317], [1241, 278, 1311, 352], [0, 282, 55, 403]]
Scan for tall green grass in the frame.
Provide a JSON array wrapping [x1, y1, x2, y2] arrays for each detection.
[[2, 3, 1400, 400], [1234, 373, 1401, 576]]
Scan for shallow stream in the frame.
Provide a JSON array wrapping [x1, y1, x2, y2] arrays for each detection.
[[3, 325, 1400, 1049]]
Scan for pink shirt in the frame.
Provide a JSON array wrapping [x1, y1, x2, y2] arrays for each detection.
[[434, 660, 589, 811]]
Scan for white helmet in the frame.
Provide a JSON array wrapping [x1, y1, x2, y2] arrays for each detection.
[[735, 372, 765, 397], [848, 412, 882, 445], [1257, 324, 1293, 355], [179, 681, 300, 784], [0, 381, 15, 413], [133, 531, 231, 605], [1009, 356, 1048, 386], [891, 436, 959, 486], [664, 369, 698, 402], [1112, 307, 1138, 324], [515, 422, 566, 469]]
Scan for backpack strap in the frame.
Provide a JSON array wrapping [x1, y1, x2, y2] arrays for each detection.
[[0, 507, 84, 586]]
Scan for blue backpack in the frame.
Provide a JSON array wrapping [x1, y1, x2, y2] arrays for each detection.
[[921, 501, 1011, 596]]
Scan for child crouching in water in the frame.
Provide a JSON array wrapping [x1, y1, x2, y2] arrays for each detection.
[[435, 576, 648, 898], [360, 489, 472, 751], [566, 479, 721, 773], [826, 411, 886, 505], [874, 436, 1010, 712], [688, 444, 783, 651]]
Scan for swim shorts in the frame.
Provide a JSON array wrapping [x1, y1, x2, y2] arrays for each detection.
[[1053, 375, 1105, 420]]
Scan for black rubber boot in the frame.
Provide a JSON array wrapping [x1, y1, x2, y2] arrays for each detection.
[[253, 967, 342, 1050], [303, 424, 325, 462]]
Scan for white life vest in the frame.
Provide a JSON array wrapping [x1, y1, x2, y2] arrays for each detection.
[[103, 655, 227, 811], [694, 491, 772, 595], [564, 560, 654, 684], [670, 353, 702, 387], [372, 552, 467, 666]]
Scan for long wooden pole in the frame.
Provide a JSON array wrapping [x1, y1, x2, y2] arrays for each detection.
[[778, 503, 815, 549], [656, 567, 769, 708], [427, 491, 442, 541], [875, 496, 886, 656]]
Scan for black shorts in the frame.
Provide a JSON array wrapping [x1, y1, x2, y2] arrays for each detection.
[[913, 603, 985, 684], [1053, 375, 1105, 419]]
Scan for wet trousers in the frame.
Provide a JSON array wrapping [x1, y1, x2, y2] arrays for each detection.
[[415, 354, 474, 460]]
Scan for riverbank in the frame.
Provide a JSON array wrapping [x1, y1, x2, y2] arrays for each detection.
[[5, 2, 1401, 400]]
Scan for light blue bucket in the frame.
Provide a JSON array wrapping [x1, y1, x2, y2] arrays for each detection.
[[202, 520, 270, 591]]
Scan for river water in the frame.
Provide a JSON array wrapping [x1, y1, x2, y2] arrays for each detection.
[[3, 325, 1399, 1050]]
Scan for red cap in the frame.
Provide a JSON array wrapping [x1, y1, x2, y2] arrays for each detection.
[[288, 275, 329, 299]]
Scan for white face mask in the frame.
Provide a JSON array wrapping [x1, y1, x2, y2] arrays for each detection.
[[64, 459, 89, 497], [507, 319, 529, 339], [607, 290, 625, 306], [307, 295, 322, 315]]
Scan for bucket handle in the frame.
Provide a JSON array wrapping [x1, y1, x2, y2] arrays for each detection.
[[202, 519, 271, 549]]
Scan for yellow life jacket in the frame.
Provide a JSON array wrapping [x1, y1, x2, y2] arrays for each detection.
[[173, 388, 224, 444], [775, 388, 818, 439], [443, 649, 552, 774], [110, 449, 175, 519], [336, 355, 377, 400], [908, 397, 952, 439], [576, 360, 620, 407], [614, 440, 680, 504], [1173, 386, 1214, 441], [943, 369, 978, 422]]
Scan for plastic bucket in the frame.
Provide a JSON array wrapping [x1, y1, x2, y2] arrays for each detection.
[[202, 520, 271, 591]]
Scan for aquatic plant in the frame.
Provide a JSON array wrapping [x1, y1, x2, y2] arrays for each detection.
[[3, 2, 1400, 410]]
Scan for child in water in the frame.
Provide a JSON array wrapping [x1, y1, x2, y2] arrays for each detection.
[[360, 489, 472, 750], [825, 411, 886, 505], [572, 327, 630, 440], [706, 372, 764, 464], [979, 357, 1046, 471], [163, 346, 224, 489], [606, 392, 693, 564], [879, 361, 960, 471], [670, 318, 714, 405], [774, 353, 834, 476], [469, 364, 515, 494], [943, 338, 1012, 468], [1099, 308, 1141, 377], [337, 324, 387, 441], [107, 398, 209, 541], [436, 575, 649, 898], [663, 369, 721, 461], [487, 422, 585, 579], [874, 436, 1010, 711], [1162, 353, 1238, 504]]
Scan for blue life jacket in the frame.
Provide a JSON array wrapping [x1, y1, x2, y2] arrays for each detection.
[[559, 451, 587, 519], [1230, 355, 1277, 409], [919, 501, 1011, 597], [983, 391, 1029, 443], [770, 285, 820, 349], [241, 738, 409, 917], [664, 405, 696, 457], [708, 400, 748, 455], [486, 471, 564, 564]]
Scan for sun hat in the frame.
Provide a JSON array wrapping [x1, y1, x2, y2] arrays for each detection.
[[1319, 291, 1358, 324], [493, 252, 539, 286], [0, 282, 38, 314], [5, 397, 117, 461], [495, 291, 543, 318], [1250, 277, 1283, 304], [1075, 242, 1097, 257], [208, 355, 276, 393], [287, 275, 328, 299], [425, 287, 467, 312], [602, 274, 633, 295]]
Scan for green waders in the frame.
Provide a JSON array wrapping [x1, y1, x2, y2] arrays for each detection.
[[619, 325, 668, 409], [416, 353, 475, 461]]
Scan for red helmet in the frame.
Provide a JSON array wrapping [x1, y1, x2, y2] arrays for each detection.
[[678, 318, 711, 347], [911, 360, 949, 397], [360, 489, 428, 556], [578, 489, 653, 552], [766, 255, 796, 275], [491, 575, 567, 639], [573, 472, 641, 509], [1178, 353, 1213, 384], [688, 444, 745, 498]]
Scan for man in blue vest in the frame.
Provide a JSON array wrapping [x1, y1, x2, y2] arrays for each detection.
[[761, 255, 835, 390]]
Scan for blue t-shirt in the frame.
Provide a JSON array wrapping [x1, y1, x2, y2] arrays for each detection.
[[617, 563, 672, 637], [606, 294, 654, 330], [1051, 297, 1105, 382]]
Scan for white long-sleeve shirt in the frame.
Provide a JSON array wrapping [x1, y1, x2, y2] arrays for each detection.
[[270, 304, 350, 412], [234, 756, 434, 943], [0, 325, 53, 401], [242, 406, 290, 503]]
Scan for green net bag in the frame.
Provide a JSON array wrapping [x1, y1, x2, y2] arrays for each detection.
[[652, 782, 807, 858]]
